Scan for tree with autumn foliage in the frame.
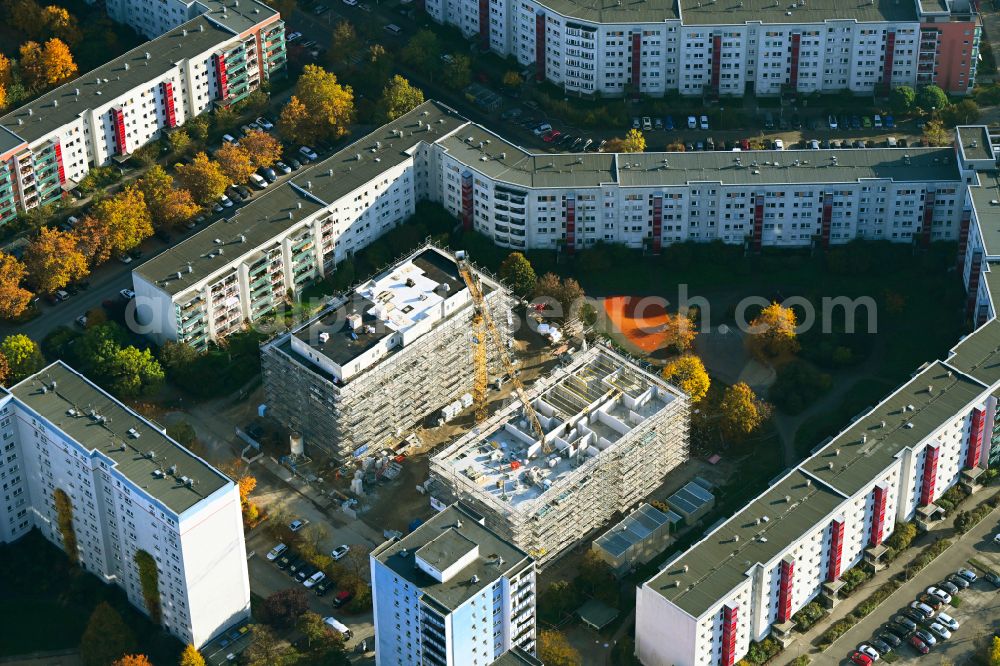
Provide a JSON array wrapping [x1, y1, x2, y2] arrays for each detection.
[[179, 645, 207, 666], [41, 5, 81, 45], [538, 629, 582, 666], [660, 311, 697, 353], [76, 185, 152, 265], [279, 65, 354, 144], [377, 75, 424, 122], [1, 334, 43, 381], [215, 142, 256, 185], [621, 128, 646, 153], [0, 253, 32, 320], [720, 382, 771, 441], [662, 354, 711, 403], [19, 38, 76, 88], [746, 302, 800, 360], [239, 130, 283, 169], [175, 152, 228, 206], [24, 227, 88, 295], [112, 656, 153, 666], [138, 165, 199, 230]]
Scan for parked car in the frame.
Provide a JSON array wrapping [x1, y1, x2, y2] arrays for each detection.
[[914, 628, 937, 646], [912, 599, 938, 616], [874, 114, 883, 128], [276, 552, 294, 569], [286, 557, 306, 576], [299, 146, 318, 161], [236, 185, 252, 199], [706, 137, 715, 151], [295, 564, 318, 583], [956, 568, 978, 583], [250, 173, 268, 189], [926, 586, 952, 604], [256, 116, 274, 130], [869, 638, 892, 656], [773, 139, 784, 150], [876, 632, 901, 648], [542, 130, 561, 143], [532, 123, 552, 136], [275, 161, 292, 175], [333, 589, 354, 607], [632, 117, 641, 129], [75, 314, 88, 328], [259, 167, 277, 183], [857, 644, 880, 661], [937, 580, 959, 596], [641, 116, 652, 130], [314, 577, 334, 596], [286, 31, 302, 41], [331, 545, 351, 561], [687, 115, 697, 129], [910, 635, 930, 654], [986, 571, 1000, 587], [850, 652, 872, 666], [947, 574, 970, 589], [935, 612, 959, 630], [582, 138, 593, 151], [222, 133, 238, 145], [917, 594, 943, 611], [219, 194, 233, 208], [809, 139, 820, 149], [288, 158, 302, 170], [664, 116, 675, 130], [117, 254, 133, 264], [289, 519, 305, 532], [304, 571, 326, 588], [323, 617, 353, 639], [699, 115, 709, 130], [654, 117, 663, 130], [893, 615, 918, 632], [119, 288, 136, 300], [927, 622, 951, 640], [885, 115, 895, 128], [267, 543, 287, 561], [314, 4, 330, 13]]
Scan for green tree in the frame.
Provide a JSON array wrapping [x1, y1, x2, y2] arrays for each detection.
[[179, 644, 206, 666], [1, 334, 43, 381], [538, 629, 582, 666], [79, 602, 138, 666], [243, 625, 291, 666], [942, 99, 980, 127], [499, 252, 537, 297], [720, 382, 771, 440], [297, 611, 350, 664], [917, 84, 948, 113], [401, 30, 440, 77], [889, 85, 916, 115], [186, 115, 209, 142], [106, 346, 165, 397], [662, 354, 710, 403], [922, 119, 950, 147], [378, 75, 424, 121], [442, 54, 471, 90], [534, 273, 584, 317], [168, 128, 192, 155]]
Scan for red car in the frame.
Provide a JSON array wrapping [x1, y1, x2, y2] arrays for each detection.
[[850, 652, 872, 666], [333, 589, 354, 607], [542, 130, 561, 143], [910, 635, 930, 654], [740, 138, 751, 150]]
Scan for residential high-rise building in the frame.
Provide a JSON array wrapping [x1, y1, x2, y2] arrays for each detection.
[[0, 362, 250, 648], [260, 244, 512, 460], [0, 4, 285, 226], [370, 502, 537, 665]]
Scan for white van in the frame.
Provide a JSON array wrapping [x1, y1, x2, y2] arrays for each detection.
[[874, 114, 883, 129], [266, 543, 287, 561], [323, 616, 353, 639], [250, 173, 268, 189], [886, 136, 898, 148]]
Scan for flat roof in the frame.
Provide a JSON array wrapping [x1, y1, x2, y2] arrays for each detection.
[[0, 126, 27, 158], [193, 0, 280, 36], [0, 16, 236, 145], [10, 362, 230, 514], [134, 181, 325, 296], [538, 0, 679, 24], [803, 361, 985, 497], [372, 503, 532, 612], [594, 503, 678, 558], [434, 347, 677, 510], [956, 126, 993, 162], [679, 0, 918, 24], [947, 319, 1000, 387], [440, 125, 961, 189], [291, 248, 466, 368], [667, 482, 715, 515], [969, 180, 1000, 257], [135, 101, 467, 298], [646, 469, 845, 617], [490, 649, 544, 666]]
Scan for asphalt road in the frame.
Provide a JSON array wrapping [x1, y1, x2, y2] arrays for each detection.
[[815, 506, 1000, 665]]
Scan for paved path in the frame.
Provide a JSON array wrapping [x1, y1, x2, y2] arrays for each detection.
[[781, 485, 1000, 664]]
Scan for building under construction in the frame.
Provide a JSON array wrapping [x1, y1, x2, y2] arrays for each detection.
[[429, 345, 689, 568], [260, 244, 512, 460]]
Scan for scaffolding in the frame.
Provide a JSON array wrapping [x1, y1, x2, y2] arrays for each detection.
[[430, 345, 690, 568]]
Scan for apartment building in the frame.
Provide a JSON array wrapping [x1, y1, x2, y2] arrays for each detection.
[[0, 3, 285, 225], [370, 502, 537, 665], [430, 345, 689, 568], [106, 0, 280, 41], [427, 0, 979, 96], [0, 362, 250, 648], [259, 244, 512, 460], [131, 102, 468, 349], [631, 128, 1000, 666]]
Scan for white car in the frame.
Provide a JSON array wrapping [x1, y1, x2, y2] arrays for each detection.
[[299, 146, 318, 161], [936, 612, 960, 630], [773, 139, 785, 150], [331, 544, 351, 561], [828, 114, 838, 129], [910, 601, 935, 618], [641, 116, 652, 131], [222, 133, 238, 145], [687, 115, 697, 129], [75, 314, 88, 328], [926, 586, 952, 604], [289, 519, 305, 532], [956, 568, 978, 582], [117, 254, 133, 264], [532, 123, 552, 136], [304, 570, 326, 588], [250, 173, 268, 189], [343, 0, 358, 5], [219, 195, 234, 208], [699, 115, 709, 130], [266, 543, 287, 561], [994, 532, 1000, 545], [119, 289, 135, 300], [857, 644, 880, 661], [927, 622, 951, 640], [256, 117, 274, 130], [286, 31, 302, 41]]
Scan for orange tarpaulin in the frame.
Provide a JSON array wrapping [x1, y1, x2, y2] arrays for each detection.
[[603, 296, 673, 354]]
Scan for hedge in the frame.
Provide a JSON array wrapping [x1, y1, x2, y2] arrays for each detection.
[[743, 636, 783, 664], [792, 602, 826, 632], [902, 539, 952, 581], [53, 488, 78, 564], [134, 550, 162, 624], [954, 495, 1000, 535]]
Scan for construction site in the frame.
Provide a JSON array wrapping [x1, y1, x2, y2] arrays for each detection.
[[260, 244, 512, 461], [428, 346, 690, 568]]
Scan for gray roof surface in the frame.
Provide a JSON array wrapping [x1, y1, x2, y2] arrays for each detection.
[[804, 361, 985, 497], [372, 503, 532, 612], [970, 179, 1000, 257], [194, 0, 280, 36], [646, 469, 845, 617], [134, 182, 325, 296], [947, 319, 1000, 388], [667, 482, 715, 515], [538, 0, 678, 24], [679, 0, 917, 24], [0, 126, 27, 157], [594, 503, 677, 558], [957, 126, 993, 162], [440, 125, 961, 189], [490, 649, 544, 666], [11, 362, 230, 514], [0, 16, 235, 145], [136, 101, 467, 298]]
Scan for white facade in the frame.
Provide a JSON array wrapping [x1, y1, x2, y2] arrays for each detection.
[[370, 504, 537, 665], [0, 362, 250, 648]]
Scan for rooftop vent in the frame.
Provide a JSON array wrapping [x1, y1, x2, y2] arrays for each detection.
[[128, 428, 140, 438], [471, 574, 479, 584]]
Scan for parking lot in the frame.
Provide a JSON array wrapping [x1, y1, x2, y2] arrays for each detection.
[[816, 503, 1000, 665]]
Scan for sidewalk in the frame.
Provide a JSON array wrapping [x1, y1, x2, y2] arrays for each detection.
[[781, 483, 1000, 664]]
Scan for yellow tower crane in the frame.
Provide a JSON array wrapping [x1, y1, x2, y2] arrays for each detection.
[[456, 256, 548, 451]]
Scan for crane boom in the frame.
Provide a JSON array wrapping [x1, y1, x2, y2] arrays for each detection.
[[458, 262, 548, 449]]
